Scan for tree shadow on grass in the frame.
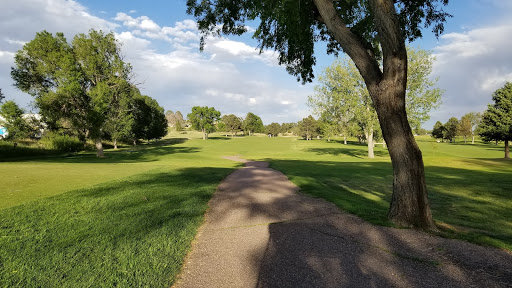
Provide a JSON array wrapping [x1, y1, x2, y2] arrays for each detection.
[[306, 146, 389, 159], [248, 159, 512, 287], [2, 138, 199, 164], [0, 166, 235, 287], [268, 159, 512, 250]]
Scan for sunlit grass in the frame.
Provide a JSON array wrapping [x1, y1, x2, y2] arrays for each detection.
[[0, 132, 511, 287]]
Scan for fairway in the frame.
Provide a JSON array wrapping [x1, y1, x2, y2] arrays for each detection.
[[1, 133, 511, 286]]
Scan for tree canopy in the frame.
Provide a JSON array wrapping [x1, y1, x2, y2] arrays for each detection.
[[0, 101, 30, 147], [11, 30, 133, 157], [222, 114, 242, 136], [479, 82, 512, 158], [265, 122, 281, 137], [298, 115, 319, 141], [243, 112, 264, 135], [188, 106, 221, 140]]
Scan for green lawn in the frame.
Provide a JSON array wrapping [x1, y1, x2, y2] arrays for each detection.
[[1, 133, 511, 286]]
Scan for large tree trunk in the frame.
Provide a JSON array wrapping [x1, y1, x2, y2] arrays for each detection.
[[505, 140, 510, 159], [365, 128, 375, 158], [95, 138, 104, 157], [343, 135, 347, 145], [113, 138, 118, 150], [314, 0, 435, 229], [370, 77, 435, 230], [472, 135, 475, 144]]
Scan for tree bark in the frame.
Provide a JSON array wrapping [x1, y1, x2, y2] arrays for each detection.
[[314, 0, 435, 230], [472, 135, 475, 144], [365, 128, 375, 158], [114, 138, 118, 149], [505, 140, 510, 159], [343, 135, 347, 145], [95, 138, 104, 157]]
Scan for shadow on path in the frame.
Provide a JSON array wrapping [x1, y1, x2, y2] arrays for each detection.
[[175, 157, 512, 288]]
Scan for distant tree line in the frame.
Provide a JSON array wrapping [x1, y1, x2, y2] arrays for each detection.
[[431, 82, 512, 158]]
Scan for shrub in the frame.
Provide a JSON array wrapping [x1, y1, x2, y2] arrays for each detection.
[[40, 133, 84, 152]]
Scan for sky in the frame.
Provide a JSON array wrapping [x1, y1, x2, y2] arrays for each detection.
[[1, 0, 512, 127]]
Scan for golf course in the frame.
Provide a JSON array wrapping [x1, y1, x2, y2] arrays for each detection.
[[1, 133, 510, 286]]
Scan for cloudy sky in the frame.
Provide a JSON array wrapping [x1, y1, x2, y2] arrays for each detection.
[[1, 0, 511, 127]]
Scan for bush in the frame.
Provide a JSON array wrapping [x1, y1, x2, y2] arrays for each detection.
[[40, 133, 84, 152]]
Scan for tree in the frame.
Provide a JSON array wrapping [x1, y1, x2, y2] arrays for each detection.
[[188, 106, 221, 140], [243, 112, 264, 135], [431, 121, 444, 141], [299, 115, 319, 141], [174, 111, 185, 131], [132, 94, 168, 142], [458, 115, 472, 144], [0, 101, 30, 148], [187, 0, 451, 229], [443, 117, 459, 143], [479, 82, 512, 158], [165, 110, 175, 127], [265, 122, 281, 137], [310, 48, 441, 159], [465, 112, 482, 144], [0, 88, 4, 103], [222, 114, 242, 136], [280, 122, 297, 135], [318, 119, 338, 142], [405, 46, 443, 130], [104, 81, 135, 149], [12, 30, 133, 157]]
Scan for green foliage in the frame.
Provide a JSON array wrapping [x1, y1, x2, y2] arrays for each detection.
[[458, 115, 473, 143], [132, 95, 168, 142], [265, 122, 281, 137], [186, 0, 450, 83], [222, 114, 242, 136], [187, 106, 221, 139], [432, 121, 444, 140], [298, 115, 319, 140], [310, 47, 442, 142], [443, 117, 459, 142], [11, 30, 137, 155], [280, 122, 297, 134], [405, 46, 443, 129], [479, 83, 512, 143], [243, 112, 264, 135], [40, 132, 84, 152], [0, 101, 30, 143]]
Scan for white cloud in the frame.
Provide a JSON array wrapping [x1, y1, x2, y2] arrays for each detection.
[[0, 0, 311, 124], [429, 23, 512, 126]]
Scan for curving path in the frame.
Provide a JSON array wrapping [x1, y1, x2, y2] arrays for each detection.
[[174, 156, 512, 288]]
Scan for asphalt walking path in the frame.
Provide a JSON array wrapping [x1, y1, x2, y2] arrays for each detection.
[[174, 156, 512, 288]]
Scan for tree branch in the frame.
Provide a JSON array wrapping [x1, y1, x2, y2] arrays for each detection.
[[313, 0, 382, 87]]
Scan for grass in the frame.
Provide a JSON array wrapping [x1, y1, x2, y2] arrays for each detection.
[[1, 132, 511, 286]]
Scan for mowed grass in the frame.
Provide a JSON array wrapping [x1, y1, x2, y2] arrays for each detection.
[[0, 136, 241, 287], [1, 132, 511, 287]]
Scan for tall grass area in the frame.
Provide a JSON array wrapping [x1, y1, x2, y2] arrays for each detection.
[[1, 132, 511, 286]]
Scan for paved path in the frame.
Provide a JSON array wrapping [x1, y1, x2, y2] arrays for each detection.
[[174, 157, 512, 288]]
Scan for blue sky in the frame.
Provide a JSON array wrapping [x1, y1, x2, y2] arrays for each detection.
[[1, 0, 512, 128]]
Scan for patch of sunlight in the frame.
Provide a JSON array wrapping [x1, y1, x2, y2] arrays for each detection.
[[338, 183, 387, 205]]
